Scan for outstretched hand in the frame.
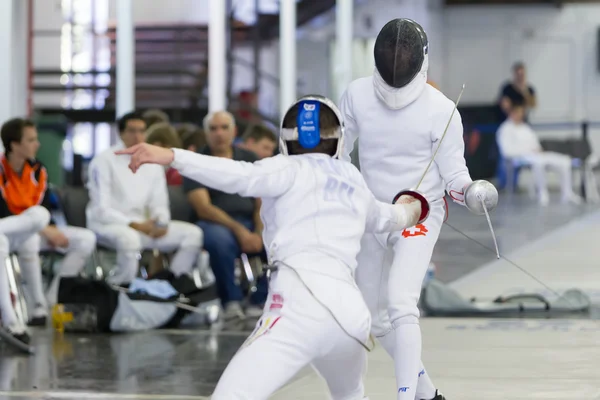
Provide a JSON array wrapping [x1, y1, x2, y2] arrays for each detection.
[[115, 143, 175, 173]]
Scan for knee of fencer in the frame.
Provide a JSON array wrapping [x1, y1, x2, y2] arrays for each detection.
[[115, 230, 142, 252], [370, 313, 393, 338], [390, 314, 420, 329], [72, 230, 97, 255], [181, 225, 203, 249], [18, 234, 41, 256], [24, 206, 51, 231]]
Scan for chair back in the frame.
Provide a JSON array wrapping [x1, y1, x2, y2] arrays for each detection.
[[168, 185, 192, 222], [57, 186, 90, 228]]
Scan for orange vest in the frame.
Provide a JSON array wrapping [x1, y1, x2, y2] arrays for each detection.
[[0, 156, 48, 215]]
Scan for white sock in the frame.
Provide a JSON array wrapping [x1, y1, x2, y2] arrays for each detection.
[[393, 324, 422, 400], [109, 250, 139, 285], [415, 369, 437, 400], [376, 329, 396, 356], [57, 228, 96, 277], [19, 252, 48, 315], [169, 246, 200, 276], [376, 330, 437, 400]]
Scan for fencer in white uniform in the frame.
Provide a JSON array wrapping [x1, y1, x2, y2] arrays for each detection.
[[116, 95, 432, 400], [86, 112, 203, 285], [497, 103, 582, 205], [339, 19, 498, 400]]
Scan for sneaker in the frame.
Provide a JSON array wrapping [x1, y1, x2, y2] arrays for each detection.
[[244, 305, 263, 319], [223, 302, 245, 321], [28, 303, 48, 327], [5, 322, 30, 345]]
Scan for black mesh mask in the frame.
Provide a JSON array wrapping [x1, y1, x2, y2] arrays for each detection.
[[374, 18, 428, 89]]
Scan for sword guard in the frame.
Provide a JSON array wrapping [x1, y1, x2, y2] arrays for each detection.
[[393, 189, 430, 225]]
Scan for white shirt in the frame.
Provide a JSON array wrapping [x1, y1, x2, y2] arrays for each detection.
[[171, 150, 414, 276], [86, 143, 170, 228], [496, 119, 542, 158], [339, 78, 472, 205]]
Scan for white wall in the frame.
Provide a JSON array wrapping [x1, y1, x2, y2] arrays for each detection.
[[32, 1, 600, 125], [443, 4, 600, 125], [303, 0, 445, 94]]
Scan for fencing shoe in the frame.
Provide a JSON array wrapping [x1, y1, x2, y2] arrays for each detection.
[[5, 322, 30, 345], [0, 322, 34, 353], [423, 390, 446, 400]]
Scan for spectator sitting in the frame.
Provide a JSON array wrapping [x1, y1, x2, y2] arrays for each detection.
[[497, 103, 582, 206], [142, 109, 170, 129], [177, 124, 207, 152], [86, 111, 203, 285], [146, 122, 183, 186], [0, 118, 97, 316], [237, 124, 278, 159], [183, 111, 266, 320]]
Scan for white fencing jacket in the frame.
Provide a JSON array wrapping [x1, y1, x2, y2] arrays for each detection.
[[86, 143, 170, 229], [171, 150, 417, 276], [339, 76, 473, 205]]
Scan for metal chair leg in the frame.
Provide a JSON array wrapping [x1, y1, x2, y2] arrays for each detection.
[[91, 249, 104, 281], [5, 254, 29, 325]]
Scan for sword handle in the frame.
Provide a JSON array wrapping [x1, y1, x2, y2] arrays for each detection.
[[393, 189, 431, 225]]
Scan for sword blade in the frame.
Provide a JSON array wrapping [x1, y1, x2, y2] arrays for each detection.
[[479, 195, 500, 259], [415, 83, 466, 191], [443, 221, 570, 304]]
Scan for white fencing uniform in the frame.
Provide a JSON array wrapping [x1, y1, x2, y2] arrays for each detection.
[[497, 119, 579, 204], [86, 143, 203, 285], [340, 77, 473, 399], [169, 148, 421, 400], [0, 206, 50, 328], [41, 225, 97, 305]]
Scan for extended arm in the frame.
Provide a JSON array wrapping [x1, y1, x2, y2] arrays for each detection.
[[172, 149, 297, 199], [87, 156, 133, 225], [365, 190, 424, 233]]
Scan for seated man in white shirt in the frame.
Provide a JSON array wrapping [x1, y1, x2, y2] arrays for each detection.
[[86, 112, 203, 285], [497, 103, 582, 205]]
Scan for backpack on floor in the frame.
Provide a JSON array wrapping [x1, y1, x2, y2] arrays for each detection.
[[54, 273, 220, 333]]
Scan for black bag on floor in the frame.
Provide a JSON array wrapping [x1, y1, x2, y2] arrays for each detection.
[[55, 275, 219, 333]]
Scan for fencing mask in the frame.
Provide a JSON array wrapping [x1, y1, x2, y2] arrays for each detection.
[[279, 95, 344, 159], [374, 18, 428, 89]]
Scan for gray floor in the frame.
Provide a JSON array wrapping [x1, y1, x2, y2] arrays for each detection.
[[433, 192, 598, 283], [1, 192, 599, 399]]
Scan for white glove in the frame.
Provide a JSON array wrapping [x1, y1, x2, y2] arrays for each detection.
[[395, 195, 422, 227]]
